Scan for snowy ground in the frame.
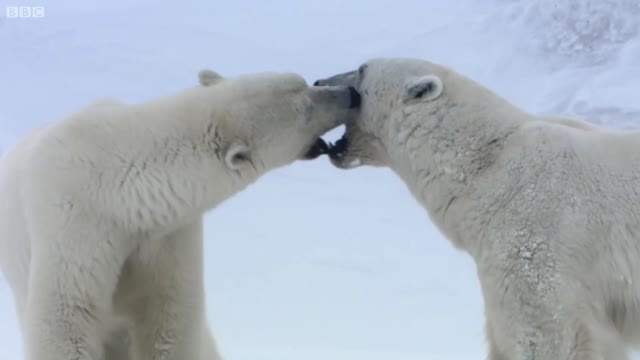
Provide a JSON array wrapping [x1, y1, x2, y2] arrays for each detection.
[[1, 0, 640, 359]]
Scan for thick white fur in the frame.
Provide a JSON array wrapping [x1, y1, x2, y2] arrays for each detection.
[[0, 70, 351, 360], [320, 58, 640, 359]]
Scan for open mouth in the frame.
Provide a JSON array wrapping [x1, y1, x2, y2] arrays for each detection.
[[302, 138, 330, 160], [301, 84, 359, 161], [301, 132, 349, 161], [327, 133, 348, 161]]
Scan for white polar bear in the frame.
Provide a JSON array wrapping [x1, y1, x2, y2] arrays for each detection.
[[315, 57, 640, 360], [0, 69, 360, 360]]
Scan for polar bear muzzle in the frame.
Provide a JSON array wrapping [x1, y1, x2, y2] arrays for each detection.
[[313, 70, 359, 88], [301, 85, 361, 160]]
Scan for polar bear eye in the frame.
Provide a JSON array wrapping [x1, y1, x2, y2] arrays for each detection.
[[356, 65, 368, 89], [358, 64, 368, 77]]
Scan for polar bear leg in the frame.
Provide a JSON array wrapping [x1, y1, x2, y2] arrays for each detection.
[[125, 218, 219, 360], [489, 304, 626, 360], [488, 314, 569, 360], [24, 222, 130, 360], [602, 346, 629, 360], [103, 323, 132, 360], [581, 321, 628, 360], [201, 322, 223, 360], [485, 322, 507, 360]]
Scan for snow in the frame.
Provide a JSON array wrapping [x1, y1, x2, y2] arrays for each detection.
[[1, 0, 640, 359]]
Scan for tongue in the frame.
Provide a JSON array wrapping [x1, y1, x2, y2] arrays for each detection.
[[302, 138, 330, 160]]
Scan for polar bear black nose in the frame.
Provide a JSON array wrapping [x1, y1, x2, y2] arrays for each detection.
[[313, 79, 325, 86], [348, 86, 361, 108]]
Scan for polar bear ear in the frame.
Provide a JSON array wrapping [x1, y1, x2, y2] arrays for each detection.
[[404, 75, 443, 102], [199, 69, 224, 86], [224, 142, 251, 170]]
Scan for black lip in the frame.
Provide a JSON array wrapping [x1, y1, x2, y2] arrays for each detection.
[[327, 134, 348, 160], [302, 138, 330, 160]]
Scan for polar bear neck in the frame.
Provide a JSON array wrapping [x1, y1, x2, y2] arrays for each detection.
[[387, 94, 529, 251], [91, 88, 262, 233]]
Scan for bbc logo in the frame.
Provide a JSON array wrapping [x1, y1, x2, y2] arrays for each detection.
[[6, 6, 45, 18]]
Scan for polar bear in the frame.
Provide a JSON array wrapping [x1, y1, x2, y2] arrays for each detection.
[[0, 69, 360, 360], [315, 57, 640, 360]]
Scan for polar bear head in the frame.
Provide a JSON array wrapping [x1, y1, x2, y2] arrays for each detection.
[[202, 71, 360, 173], [313, 58, 458, 170]]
